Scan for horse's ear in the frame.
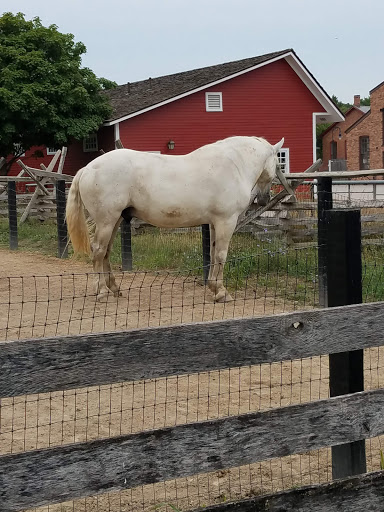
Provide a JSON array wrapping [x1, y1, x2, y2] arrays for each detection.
[[273, 138, 285, 153]]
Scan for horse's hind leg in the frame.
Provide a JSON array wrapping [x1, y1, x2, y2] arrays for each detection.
[[207, 224, 216, 294], [103, 218, 123, 297], [91, 221, 119, 300], [210, 216, 238, 302]]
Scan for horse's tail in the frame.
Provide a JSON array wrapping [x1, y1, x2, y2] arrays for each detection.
[[66, 168, 91, 256]]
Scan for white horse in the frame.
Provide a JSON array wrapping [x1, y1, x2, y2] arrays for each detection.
[[66, 136, 286, 302]]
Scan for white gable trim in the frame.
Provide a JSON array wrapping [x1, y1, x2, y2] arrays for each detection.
[[285, 53, 343, 124], [313, 113, 318, 162], [104, 51, 344, 126], [114, 122, 120, 142]]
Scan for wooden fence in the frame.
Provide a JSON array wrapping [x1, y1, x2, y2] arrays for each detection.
[[239, 198, 384, 246], [1, 301, 384, 512], [0, 189, 65, 219], [240, 177, 384, 246], [1, 192, 384, 511]]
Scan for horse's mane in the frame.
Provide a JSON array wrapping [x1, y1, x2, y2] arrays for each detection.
[[191, 136, 272, 156], [217, 136, 268, 145], [252, 136, 268, 144]]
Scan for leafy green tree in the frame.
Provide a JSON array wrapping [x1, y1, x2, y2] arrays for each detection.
[[0, 12, 116, 174], [360, 96, 370, 106], [331, 94, 351, 114]]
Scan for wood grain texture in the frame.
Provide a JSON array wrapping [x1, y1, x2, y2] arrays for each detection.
[[1, 388, 384, 511], [193, 470, 384, 512], [2, 301, 384, 398]]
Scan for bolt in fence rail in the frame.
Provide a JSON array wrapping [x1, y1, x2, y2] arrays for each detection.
[[317, 177, 366, 479]]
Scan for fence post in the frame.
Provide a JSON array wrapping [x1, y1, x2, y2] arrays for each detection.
[[318, 204, 366, 479], [7, 180, 18, 250], [121, 218, 132, 271], [202, 224, 210, 283], [56, 180, 68, 258], [317, 177, 333, 308]]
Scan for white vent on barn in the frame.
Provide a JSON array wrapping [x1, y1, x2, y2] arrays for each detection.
[[206, 92, 223, 112], [83, 133, 98, 152]]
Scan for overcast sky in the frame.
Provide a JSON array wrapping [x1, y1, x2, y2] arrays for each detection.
[[2, 0, 383, 103]]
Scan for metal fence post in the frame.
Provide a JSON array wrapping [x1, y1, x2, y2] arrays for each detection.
[[317, 177, 333, 308], [7, 180, 18, 250], [319, 205, 366, 479], [202, 224, 210, 283], [56, 180, 68, 258]]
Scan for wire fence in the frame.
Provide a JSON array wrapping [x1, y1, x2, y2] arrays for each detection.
[[1, 184, 384, 512], [3, 179, 384, 256], [1, 337, 384, 512], [1, 247, 383, 343], [0, 248, 319, 342], [1, 251, 384, 512]]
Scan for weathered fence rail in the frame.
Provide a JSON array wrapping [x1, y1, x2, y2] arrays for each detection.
[[199, 471, 384, 512], [1, 300, 384, 512]]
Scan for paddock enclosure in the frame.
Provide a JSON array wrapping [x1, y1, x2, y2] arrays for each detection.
[[1, 173, 384, 511], [2, 293, 384, 512]]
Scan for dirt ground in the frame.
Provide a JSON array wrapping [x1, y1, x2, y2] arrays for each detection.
[[0, 249, 293, 341], [0, 249, 383, 512]]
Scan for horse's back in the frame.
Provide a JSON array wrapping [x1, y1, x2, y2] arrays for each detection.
[[76, 137, 274, 227]]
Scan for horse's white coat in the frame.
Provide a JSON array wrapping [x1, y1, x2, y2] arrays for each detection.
[[66, 136, 284, 301]]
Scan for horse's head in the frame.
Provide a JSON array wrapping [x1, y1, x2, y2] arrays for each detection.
[[255, 138, 284, 206]]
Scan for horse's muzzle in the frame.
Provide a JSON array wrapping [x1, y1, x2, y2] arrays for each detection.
[[256, 193, 270, 207]]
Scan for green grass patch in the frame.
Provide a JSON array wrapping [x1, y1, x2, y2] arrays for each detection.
[[1, 218, 384, 306], [0, 218, 59, 256]]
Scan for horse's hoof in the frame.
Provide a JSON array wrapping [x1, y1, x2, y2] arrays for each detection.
[[214, 291, 234, 303], [96, 292, 109, 302]]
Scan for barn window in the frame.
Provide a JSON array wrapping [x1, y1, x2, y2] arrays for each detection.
[[47, 147, 58, 155], [83, 133, 98, 152], [206, 92, 223, 112], [277, 149, 290, 173]]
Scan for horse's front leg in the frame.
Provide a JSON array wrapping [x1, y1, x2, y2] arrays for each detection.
[[210, 216, 238, 302]]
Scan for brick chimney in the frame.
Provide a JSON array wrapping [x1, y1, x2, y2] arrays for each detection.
[[354, 95, 361, 107]]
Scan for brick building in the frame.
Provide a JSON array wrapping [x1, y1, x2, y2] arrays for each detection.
[[321, 95, 369, 171], [322, 81, 384, 172], [345, 82, 384, 171]]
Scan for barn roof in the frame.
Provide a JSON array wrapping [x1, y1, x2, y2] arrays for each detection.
[[103, 49, 343, 125]]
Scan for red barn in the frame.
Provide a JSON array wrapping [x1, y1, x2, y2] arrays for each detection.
[[7, 49, 344, 177]]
